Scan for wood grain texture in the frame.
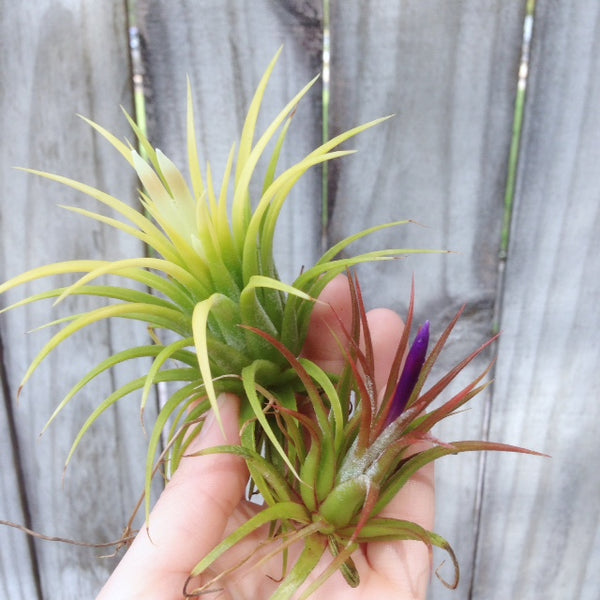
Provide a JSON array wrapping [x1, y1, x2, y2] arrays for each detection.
[[0, 342, 39, 598], [327, 2, 527, 598], [472, 2, 600, 598], [0, 2, 155, 598], [137, 0, 325, 283]]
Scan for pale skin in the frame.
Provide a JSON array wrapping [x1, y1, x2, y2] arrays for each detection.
[[97, 277, 435, 600]]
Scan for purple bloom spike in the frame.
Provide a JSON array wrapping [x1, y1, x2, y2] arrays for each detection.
[[386, 321, 430, 425]]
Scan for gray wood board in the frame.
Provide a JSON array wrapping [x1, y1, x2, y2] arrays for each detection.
[[1, 2, 157, 598], [473, 2, 600, 598], [0, 352, 38, 598], [327, 2, 527, 598]]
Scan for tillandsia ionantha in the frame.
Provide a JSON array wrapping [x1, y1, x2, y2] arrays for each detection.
[[182, 275, 541, 598], [0, 50, 429, 511], [0, 49, 540, 598]]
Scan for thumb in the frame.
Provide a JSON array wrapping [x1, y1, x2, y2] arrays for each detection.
[[97, 393, 247, 600]]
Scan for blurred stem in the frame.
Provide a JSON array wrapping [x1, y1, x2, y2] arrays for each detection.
[[321, 0, 331, 251], [125, 0, 149, 160], [500, 0, 536, 257], [472, 1, 538, 596]]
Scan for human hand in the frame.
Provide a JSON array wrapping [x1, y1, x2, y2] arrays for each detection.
[[97, 277, 435, 599]]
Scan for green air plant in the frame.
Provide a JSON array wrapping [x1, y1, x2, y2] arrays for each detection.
[[1, 51, 539, 597], [0, 50, 431, 516]]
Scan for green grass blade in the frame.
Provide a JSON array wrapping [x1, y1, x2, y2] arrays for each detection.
[[144, 380, 207, 520], [232, 74, 319, 250], [375, 441, 545, 515], [197, 444, 297, 504], [0, 285, 181, 316], [140, 337, 195, 416], [262, 115, 292, 194], [299, 358, 344, 453], [243, 150, 355, 282], [0, 260, 107, 295], [270, 535, 327, 600], [58, 204, 145, 242], [235, 47, 283, 185]]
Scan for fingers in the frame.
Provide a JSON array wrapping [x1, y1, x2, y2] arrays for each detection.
[[364, 307, 405, 397], [302, 275, 353, 374], [366, 461, 435, 597], [303, 277, 404, 391], [96, 394, 247, 600]]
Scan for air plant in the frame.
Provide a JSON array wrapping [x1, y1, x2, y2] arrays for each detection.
[[184, 275, 539, 598], [0, 50, 426, 508], [0, 50, 539, 598]]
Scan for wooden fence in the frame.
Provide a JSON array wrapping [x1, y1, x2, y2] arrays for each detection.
[[1, 1, 598, 598]]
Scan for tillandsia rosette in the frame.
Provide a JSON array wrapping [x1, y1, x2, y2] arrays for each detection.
[[185, 276, 541, 598], [0, 50, 426, 505], [0, 50, 540, 598]]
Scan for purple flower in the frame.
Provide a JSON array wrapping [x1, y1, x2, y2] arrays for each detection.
[[386, 321, 430, 425]]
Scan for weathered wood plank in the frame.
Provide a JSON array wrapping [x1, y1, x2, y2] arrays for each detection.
[[328, 2, 527, 597], [0, 2, 154, 598], [137, 0, 325, 283], [0, 346, 39, 598], [473, 2, 600, 598]]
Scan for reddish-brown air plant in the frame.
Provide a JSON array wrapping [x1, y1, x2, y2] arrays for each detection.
[[185, 275, 542, 598]]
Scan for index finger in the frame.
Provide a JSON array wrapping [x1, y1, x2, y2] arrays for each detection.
[[302, 275, 353, 374]]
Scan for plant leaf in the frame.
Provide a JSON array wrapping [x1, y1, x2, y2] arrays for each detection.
[[189, 501, 310, 577]]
